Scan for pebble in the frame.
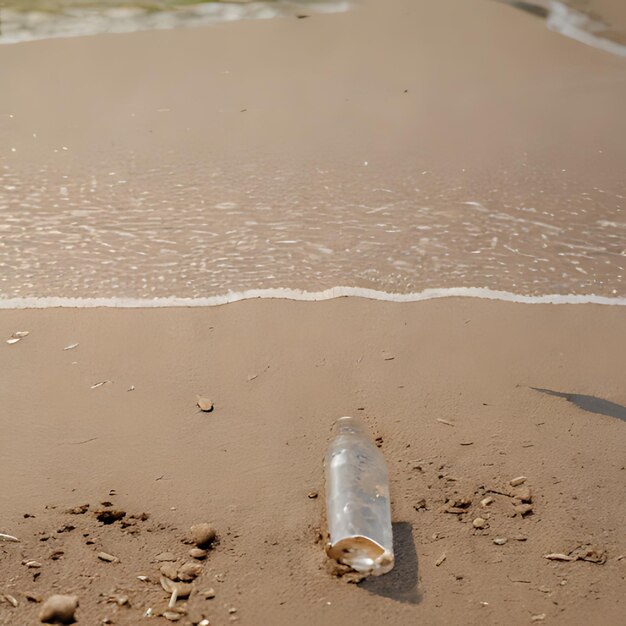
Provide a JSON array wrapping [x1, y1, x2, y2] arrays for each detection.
[[66, 504, 89, 515], [480, 496, 494, 507], [95, 510, 126, 525], [160, 564, 179, 581], [435, 553, 447, 567], [163, 611, 183, 622], [189, 548, 208, 560], [307, 491, 318, 499], [196, 396, 214, 412], [155, 552, 177, 562], [493, 537, 508, 545], [39, 595, 79, 624], [201, 588, 216, 599], [515, 486, 532, 503], [531, 614, 546, 622], [2, 594, 18, 607], [510, 476, 527, 487], [190, 523, 216, 549], [538, 586, 551, 593], [24, 560, 42, 568], [97, 552, 119, 563], [472, 517, 487, 529], [198, 620, 210, 626], [515, 504, 534, 516], [178, 562, 203, 582]]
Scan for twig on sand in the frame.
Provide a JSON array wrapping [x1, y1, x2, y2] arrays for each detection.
[[436, 419, 456, 427]]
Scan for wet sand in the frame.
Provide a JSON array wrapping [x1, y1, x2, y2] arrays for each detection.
[[1, 298, 625, 625]]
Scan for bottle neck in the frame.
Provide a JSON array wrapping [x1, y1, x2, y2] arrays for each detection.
[[335, 416, 368, 436]]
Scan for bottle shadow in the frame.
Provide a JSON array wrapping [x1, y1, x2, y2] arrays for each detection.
[[358, 522, 421, 604]]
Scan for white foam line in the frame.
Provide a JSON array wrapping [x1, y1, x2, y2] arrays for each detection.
[[0, 287, 625, 309]]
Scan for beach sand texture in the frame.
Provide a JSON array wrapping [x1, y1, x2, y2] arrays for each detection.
[[1, 0, 626, 624]]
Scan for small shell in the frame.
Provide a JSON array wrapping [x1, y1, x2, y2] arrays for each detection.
[[544, 553, 575, 561], [196, 396, 214, 412]]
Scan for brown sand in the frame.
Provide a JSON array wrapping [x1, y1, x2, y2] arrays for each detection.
[[1, 298, 625, 624]]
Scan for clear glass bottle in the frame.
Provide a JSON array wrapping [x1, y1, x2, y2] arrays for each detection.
[[324, 416, 394, 575]]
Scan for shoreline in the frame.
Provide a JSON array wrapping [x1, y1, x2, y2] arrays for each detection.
[[2, 287, 626, 309]]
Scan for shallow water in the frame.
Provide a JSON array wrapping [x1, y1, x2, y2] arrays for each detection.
[[1, 160, 623, 302], [0, 0, 348, 44], [1, 0, 625, 306]]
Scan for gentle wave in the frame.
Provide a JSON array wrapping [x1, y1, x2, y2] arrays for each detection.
[[1, 286, 625, 309]]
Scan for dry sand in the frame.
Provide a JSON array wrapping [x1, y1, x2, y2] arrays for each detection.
[[1, 298, 625, 624]]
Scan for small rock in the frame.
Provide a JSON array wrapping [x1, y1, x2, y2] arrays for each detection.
[[95, 510, 126, 525], [538, 586, 551, 593], [57, 524, 76, 534], [531, 614, 546, 622], [49, 550, 65, 560], [515, 535, 528, 542], [178, 562, 203, 582], [39, 595, 79, 624], [214, 573, 225, 583], [163, 611, 183, 622], [493, 537, 508, 545], [480, 496, 494, 507], [160, 564, 179, 581], [472, 517, 487, 529], [228, 608, 237, 614], [198, 620, 210, 626], [515, 486, 532, 503], [307, 491, 318, 499], [196, 396, 214, 412], [2, 594, 18, 607], [450, 496, 472, 509], [414, 498, 427, 511], [514, 503, 533, 517], [97, 552, 119, 563], [570, 545, 607, 564], [510, 476, 527, 487], [201, 588, 216, 599], [26, 593, 42, 603], [189, 548, 208, 560], [24, 560, 43, 568], [66, 504, 89, 515], [190, 523, 216, 549], [155, 552, 177, 562]]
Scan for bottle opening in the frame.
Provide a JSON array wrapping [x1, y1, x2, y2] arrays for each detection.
[[327, 535, 394, 575], [334, 416, 367, 436]]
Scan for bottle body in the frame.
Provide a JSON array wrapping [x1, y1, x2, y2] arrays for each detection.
[[324, 416, 394, 576]]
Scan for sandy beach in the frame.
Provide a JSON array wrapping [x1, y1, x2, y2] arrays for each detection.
[[1, 0, 625, 624], [1, 298, 625, 624]]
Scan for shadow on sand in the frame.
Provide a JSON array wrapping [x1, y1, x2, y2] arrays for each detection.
[[358, 522, 421, 604], [532, 387, 626, 423]]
